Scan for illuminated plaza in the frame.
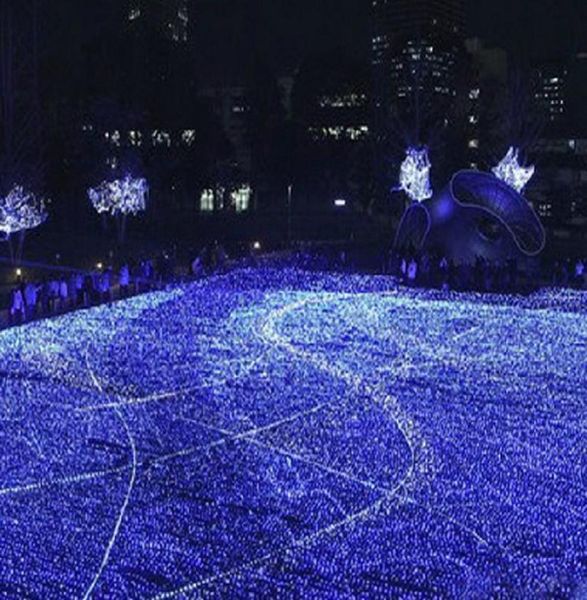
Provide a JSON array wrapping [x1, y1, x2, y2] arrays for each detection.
[[0, 269, 585, 597]]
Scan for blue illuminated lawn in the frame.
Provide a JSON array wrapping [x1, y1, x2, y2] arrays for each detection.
[[0, 269, 586, 598]]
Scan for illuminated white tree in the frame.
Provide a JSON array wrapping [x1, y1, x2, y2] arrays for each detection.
[[88, 175, 148, 244], [0, 186, 49, 263], [398, 147, 433, 203], [492, 147, 535, 194]]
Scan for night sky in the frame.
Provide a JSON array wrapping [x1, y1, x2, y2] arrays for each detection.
[[468, 0, 586, 58]]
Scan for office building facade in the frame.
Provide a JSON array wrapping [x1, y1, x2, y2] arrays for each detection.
[[372, 0, 466, 117]]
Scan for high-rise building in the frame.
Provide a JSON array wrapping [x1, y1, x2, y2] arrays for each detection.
[[464, 38, 508, 168], [370, 0, 466, 207], [372, 0, 464, 62], [534, 54, 587, 134], [372, 0, 465, 117], [531, 54, 587, 226], [129, 0, 189, 43], [0, 0, 44, 191], [126, 0, 194, 116], [534, 62, 568, 126]]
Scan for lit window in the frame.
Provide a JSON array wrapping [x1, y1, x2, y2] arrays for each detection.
[[129, 131, 142, 146], [152, 130, 171, 147], [231, 185, 252, 213], [215, 186, 225, 210], [200, 189, 214, 212], [182, 130, 196, 146]]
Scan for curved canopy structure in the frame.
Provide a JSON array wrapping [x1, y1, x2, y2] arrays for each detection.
[[395, 170, 545, 262]]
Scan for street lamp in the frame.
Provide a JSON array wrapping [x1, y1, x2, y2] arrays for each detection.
[[287, 183, 293, 247]]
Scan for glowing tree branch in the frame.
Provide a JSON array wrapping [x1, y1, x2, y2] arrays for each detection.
[[398, 147, 433, 203], [0, 186, 49, 263], [88, 175, 148, 244], [492, 147, 535, 194]]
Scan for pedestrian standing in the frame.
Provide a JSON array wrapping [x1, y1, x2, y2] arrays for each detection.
[[119, 264, 130, 298], [10, 286, 26, 324], [59, 278, 69, 311], [24, 281, 39, 320]]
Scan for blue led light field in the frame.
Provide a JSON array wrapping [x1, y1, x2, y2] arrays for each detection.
[[0, 269, 585, 598]]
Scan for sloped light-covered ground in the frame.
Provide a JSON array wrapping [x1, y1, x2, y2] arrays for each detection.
[[0, 269, 586, 598]]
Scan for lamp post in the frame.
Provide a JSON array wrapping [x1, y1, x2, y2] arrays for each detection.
[[287, 183, 293, 247]]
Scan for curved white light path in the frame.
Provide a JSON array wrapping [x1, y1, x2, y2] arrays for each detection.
[[151, 292, 432, 599], [82, 349, 138, 600], [5, 278, 585, 598], [0, 464, 128, 498], [151, 497, 389, 600], [0, 400, 330, 501], [259, 294, 434, 497], [79, 355, 265, 413], [258, 294, 508, 573]]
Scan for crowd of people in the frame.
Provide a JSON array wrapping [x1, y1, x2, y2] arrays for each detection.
[[276, 245, 587, 295], [190, 241, 230, 278], [5, 242, 586, 325], [7, 243, 234, 326], [387, 250, 587, 293], [7, 259, 159, 325]]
